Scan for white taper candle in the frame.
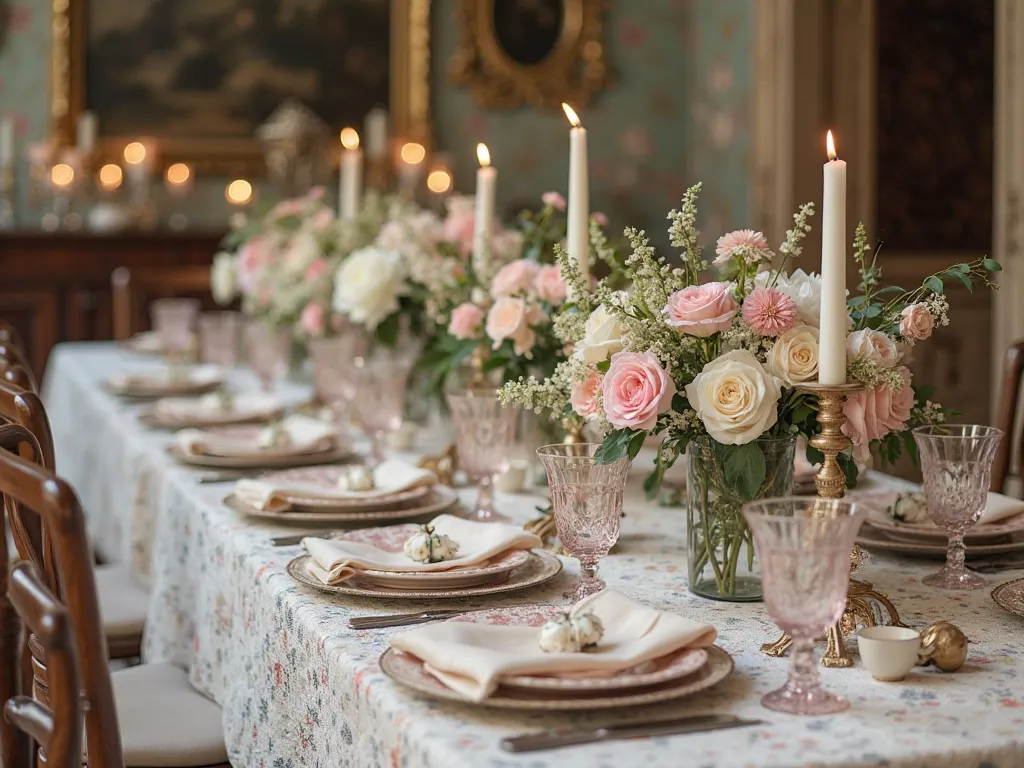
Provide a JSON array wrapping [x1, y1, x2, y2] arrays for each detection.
[[339, 128, 363, 220], [563, 103, 590, 282], [819, 129, 848, 386], [473, 143, 497, 279]]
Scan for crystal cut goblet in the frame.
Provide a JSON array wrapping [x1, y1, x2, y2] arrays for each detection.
[[447, 389, 518, 522], [352, 349, 414, 466], [244, 321, 291, 393], [743, 497, 866, 715], [537, 443, 630, 601], [912, 424, 1004, 590]]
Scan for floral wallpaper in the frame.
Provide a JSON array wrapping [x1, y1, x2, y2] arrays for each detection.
[[0, 0, 753, 239]]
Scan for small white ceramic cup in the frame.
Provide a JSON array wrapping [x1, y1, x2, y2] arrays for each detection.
[[858, 626, 922, 682], [386, 423, 418, 451], [494, 460, 529, 494]]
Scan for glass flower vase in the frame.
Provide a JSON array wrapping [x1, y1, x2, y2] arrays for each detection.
[[686, 435, 797, 602]]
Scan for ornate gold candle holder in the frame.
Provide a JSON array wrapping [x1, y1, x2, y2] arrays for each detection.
[[760, 381, 903, 667]]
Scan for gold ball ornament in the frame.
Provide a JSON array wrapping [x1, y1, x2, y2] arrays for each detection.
[[916, 621, 969, 672]]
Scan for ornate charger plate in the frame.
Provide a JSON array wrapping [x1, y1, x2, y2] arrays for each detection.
[[441, 604, 709, 692], [331, 524, 532, 589], [224, 485, 458, 524], [858, 491, 1024, 543], [105, 371, 223, 399], [286, 548, 561, 599], [378, 644, 732, 710], [857, 524, 1024, 558], [167, 443, 354, 470], [140, 404, 285, 429], [247, 465, 433, 509], [119, 331, 195, 356], [991, 578, 1024, 620]]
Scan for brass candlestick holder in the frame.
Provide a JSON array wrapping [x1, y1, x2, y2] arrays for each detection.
[[760, 381, 903, 667]]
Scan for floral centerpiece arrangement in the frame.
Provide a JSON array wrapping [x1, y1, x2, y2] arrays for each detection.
[[501, 182, 1000, 601]]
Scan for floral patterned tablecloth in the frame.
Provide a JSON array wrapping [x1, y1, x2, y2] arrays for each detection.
[[42, 342, 1024, 768]]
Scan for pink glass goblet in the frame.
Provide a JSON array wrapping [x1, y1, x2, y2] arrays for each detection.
[[352, 350, 413, 466], [198, 311, 242, 367], [912, 424, 1004, 590], [309, 330, 368, 426], [537, 443, 631, 601], [244, 321, 291, 393], [151, 298, 199, 362], [743, 497, 867, 716], [447, 389, 518, 522]]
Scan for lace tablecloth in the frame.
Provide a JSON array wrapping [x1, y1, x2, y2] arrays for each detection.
[[41, 342, 1024, 768]]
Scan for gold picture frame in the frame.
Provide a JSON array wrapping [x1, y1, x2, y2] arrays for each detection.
[[51, 0, 432, 176], [449, 0, 608, 110]]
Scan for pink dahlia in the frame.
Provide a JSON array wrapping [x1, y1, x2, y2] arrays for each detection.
[[715, 229, 771, 265], [742, 287, 798, 337]]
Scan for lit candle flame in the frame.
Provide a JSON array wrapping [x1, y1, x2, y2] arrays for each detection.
[[400, 142, 426, 165], [562, 103, 581, 128], [123, 141, 147, 165], [225, 179, 253, 205], [826, 130, 837, 161], [476, 143, 491, 167], [340, 127, 360, 150]]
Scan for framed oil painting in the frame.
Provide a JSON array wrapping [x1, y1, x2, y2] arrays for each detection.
[[52, 0, 431, 174]]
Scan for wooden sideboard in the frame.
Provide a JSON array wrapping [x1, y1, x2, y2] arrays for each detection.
[[0, 231, 224, 375]]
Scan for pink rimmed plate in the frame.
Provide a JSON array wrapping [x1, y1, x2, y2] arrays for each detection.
[[225, 486, 459, 525]]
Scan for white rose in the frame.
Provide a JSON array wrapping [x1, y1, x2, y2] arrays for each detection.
[[684, 349, 783, 445], [576, 305, 625, 363], [766, 325, 819, 386], [210, 251, 237, 305], [332, 247, 409, 330], [282, 231, 321, 277], [846, 328, 900, 369]]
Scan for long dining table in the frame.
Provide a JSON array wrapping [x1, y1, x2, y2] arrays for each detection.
[[40, 341, 1024, 768]]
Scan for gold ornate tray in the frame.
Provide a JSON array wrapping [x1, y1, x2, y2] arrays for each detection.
[[992, 578, 1024, 620]]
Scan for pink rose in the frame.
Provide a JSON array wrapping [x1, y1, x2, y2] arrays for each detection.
[[486, 297, 537, 356], [306, 186, 327, 201], [592, 212, 609, 227], [237, 236, 269, 291], [570, 370, 604, 419], [491, 259, 541, 298], [491, 229, 524, 263], [601, 350, 676, 431], [899, 303, 934, 341], [300, 303, 326, 336], [443, 203, 475, 258], [448, 302, 485, 340], [841, 366, 914, 462], [534, 264, 567, 305], [662, 282, 739, 337], [305, 258, 328, 281], [311, 207, 335, 231], [542, 191, 566, 211]]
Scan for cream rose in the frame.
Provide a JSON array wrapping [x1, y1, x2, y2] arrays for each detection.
[[332, 247, 408, 330], [576, 305, 625, 363], [899, 303, 934, 341], [211, 252, 237, 305], [846, 328, 900, 370], [486, 297, 537, 357], [684, 349, 783, 445], [766, 325, 819, 386]]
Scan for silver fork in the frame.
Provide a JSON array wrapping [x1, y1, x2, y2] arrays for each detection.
[[348, 610, 466, 630]]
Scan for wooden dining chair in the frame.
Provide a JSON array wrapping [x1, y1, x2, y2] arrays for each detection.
[[0, 423, 230, 768], [111, 265, 214, 341], [4, 561, 82, 768], [0, 345, 37, 393], [0, 377, 149, 660], [0, 320, 26, 355], [992, 339, 1024, 494]]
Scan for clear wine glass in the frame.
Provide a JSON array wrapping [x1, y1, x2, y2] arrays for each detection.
[[537, 443, 631, 600], [352, 349, 413, 465], [447, 389, 518, 522], [912, 424, 1004, 589], [743, 497, 866, 715], [244, 321, 290, 393], [151, 298, 198, 366], [198, 311, 242, 367], [309, 328, 368, 427]]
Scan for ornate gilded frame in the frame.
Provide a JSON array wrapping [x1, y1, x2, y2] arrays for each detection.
[[51, 0, 432, 175], [449, 0, 607, 110]]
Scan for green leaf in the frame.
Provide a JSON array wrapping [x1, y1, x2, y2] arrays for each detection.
[[924, 276, 944, 293], [806, 444, 825, 466], [594, 429, 633, 464], [864, 305, 882, 318], [480, 355, 509, 373], [983, 258, 1002, 272], [644, 454, 665, 500], [837, 453, 859, 489], [955, 263, 972, 273], [595, 359, 611, 373], [903, 430, 919, 465], [626, 430, 647, 460], [721, 441, 767, 501], [671, 393, 688, 412]]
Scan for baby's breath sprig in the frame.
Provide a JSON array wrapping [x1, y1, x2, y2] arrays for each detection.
[[770, 202, 815, 287], [668, 183, 704, 284]]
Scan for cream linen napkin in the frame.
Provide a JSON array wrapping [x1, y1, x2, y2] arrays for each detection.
[[175, 415, 336, 458], [302, 514, 542, 584], [235, 459, 438, 510], [861, 489, 1024, 527], [390, 590, 718, 701], [155, 391, 280, 422], [109, 365, 221, 389]]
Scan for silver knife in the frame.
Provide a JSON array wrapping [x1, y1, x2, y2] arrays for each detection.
[[348, 609, 466, 630], [501, 714, 765, 753], [271, 530, 338, 547]]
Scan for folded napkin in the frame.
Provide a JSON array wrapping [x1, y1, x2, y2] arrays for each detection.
[[155, 391, 281, 422], [175, 415, 336, 458], [390, 590, 718, 701], [109, 365, 221, 390], [302, 514, 542, 584], [235, 459, 438, 511], [861, 489, 1024, 527]]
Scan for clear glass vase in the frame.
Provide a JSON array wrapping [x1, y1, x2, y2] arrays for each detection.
[[686, 435, 797, 602]]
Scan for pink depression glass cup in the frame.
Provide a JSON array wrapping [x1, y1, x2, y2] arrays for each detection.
[[352, 350, 414, 466], [150, 298, 199, 361], [537, 443, 631, 601], [198, 311, 242, 367], [309, 331, 368, 428], [447, 389, 518, 522], [743, 497, 866, 716], [244, 321, 291, 393], [912, 424, 1004, 590]]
